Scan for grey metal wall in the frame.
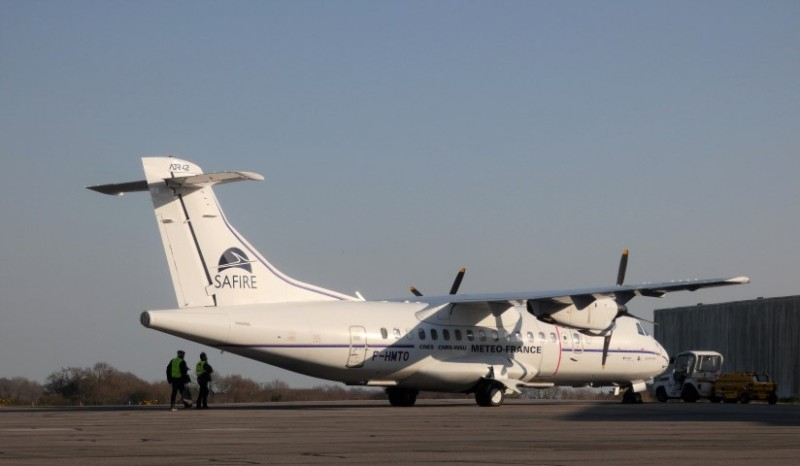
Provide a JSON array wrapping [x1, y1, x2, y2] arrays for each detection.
[[654, 295, 800, 399]]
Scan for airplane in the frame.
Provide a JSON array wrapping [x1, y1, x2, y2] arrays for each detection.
[[88, 157, 749, 406]]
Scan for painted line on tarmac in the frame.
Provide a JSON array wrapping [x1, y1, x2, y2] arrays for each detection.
[[2, 428, 78, 431]]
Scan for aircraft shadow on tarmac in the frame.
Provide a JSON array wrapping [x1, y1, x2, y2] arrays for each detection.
[[4, 400, 799, 427], [562, 402, 800, 427]]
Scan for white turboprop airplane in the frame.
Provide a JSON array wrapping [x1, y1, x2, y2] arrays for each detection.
[[88, 157, 749, 406]]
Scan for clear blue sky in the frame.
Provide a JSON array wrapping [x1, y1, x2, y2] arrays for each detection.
[[1, 1, 798, 387]]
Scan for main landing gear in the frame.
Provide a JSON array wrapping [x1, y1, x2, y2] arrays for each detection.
[[474, 381, 506, 407], [386, 387, 418, 407], [621, 387, 643, 404]]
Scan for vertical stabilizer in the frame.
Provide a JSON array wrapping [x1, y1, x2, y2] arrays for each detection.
[[98, 157, 353, 307]]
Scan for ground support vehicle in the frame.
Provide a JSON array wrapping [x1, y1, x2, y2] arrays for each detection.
[[651, 351, 723, 402], [714, 372, 778, 404]]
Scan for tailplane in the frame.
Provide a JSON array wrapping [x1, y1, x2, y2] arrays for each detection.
[[89, 157, 353, 307]]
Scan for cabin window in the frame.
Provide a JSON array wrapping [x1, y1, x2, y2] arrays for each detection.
[[526, 331, 534, 342], [697, 355, 721, 372], [512, 331, 521, 342], [418, 328, 426, 340], [550, 332, 557, 343], [431, 329, 438, 340], [380, 328, 388, 339], [573, 333, 581, 345], [490, 330, 499, 341], [406, 328, 414, 340], [393, 328, 401, 339], [499, 330, 509, 340], [538, 332, 546, 342], [455, 329, 463, 340], [478, 330, 487, 342], [443, 329, 451, 341], [466, 329, 475, 341]]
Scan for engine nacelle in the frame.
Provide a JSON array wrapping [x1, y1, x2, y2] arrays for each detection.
[[527, 298, 620, 332]]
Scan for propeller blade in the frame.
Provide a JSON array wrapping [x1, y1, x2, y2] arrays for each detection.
[[602, 334, 611, 368], [449, 268, 466, 295], [409, 286, 423, 297], [616, 249, 629, 286]]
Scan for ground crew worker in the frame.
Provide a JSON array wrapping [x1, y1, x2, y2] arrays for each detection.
[[194, 352, 214, 409], [166, 350, 191, 411]]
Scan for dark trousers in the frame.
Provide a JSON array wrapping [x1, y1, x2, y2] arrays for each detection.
[[197, 381, 209, 408], [170, 381, 188, 407]]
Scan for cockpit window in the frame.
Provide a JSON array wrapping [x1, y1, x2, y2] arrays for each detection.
[[636, 322, 648, 336]]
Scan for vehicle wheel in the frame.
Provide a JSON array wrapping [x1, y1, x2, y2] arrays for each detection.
[[738, 392, 750, 404], [656, 387, 668, 403], [767, 392, 778, 405], [681, 385, 699, 403], [475, 383, 505, 407], [386, 387, 418, 407]]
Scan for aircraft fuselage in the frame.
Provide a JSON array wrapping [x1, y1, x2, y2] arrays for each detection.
[[142, 300, 669, 393]]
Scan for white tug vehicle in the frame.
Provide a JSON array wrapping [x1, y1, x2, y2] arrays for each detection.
[[651, 350, 724, 402]]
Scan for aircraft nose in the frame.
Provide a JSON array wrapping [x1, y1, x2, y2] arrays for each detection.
[[655, 340, 670, 368]]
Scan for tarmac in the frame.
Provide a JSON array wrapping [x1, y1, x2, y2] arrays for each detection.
[[1, 399, 799, 465]]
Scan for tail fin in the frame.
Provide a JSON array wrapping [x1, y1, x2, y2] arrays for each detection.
[[89, 157, 353, 307]]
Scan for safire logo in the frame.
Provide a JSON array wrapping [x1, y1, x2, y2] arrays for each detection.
[[214, 247, 257, 289], [218, 247, 254, 273]]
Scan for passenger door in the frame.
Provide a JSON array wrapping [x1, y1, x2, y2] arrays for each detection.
[[346, 326, 367, 368]]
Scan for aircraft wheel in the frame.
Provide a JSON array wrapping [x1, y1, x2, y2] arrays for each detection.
[[621, 390, 642, 404], [656, 387, 668, 403], [386, 387, 418, 407], [475, 383, 505, 407]]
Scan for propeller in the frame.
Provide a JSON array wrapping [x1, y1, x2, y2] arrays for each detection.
[[409, 268, 466, 297], [604, 249, 628, 368], [602, 334, 612, 368], [616, 249, 629, 286], [449, 268, 466, 295]]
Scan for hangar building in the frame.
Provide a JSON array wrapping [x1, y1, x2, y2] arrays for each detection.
[[654, 295, 800, 400]]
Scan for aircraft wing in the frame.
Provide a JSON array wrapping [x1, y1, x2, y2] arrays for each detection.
[[398, 276, 750, 307], [395, 275, 748, 331]]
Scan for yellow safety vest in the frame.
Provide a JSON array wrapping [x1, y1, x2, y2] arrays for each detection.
[[170, 357, 184, 379], [196, 360, 207, 376]]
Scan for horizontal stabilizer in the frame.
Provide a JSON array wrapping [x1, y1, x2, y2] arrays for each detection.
[[87, 171, 264, 196], [86, 180, 149, 196], [166, 171, 264, 188]]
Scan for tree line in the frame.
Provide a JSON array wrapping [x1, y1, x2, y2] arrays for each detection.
[[0, 362, 385, 407], [0, 362, 617, 407]]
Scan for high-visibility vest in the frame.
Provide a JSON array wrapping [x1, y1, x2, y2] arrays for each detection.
[[196, 360, 207, 376], [170, 357, 184, 379]]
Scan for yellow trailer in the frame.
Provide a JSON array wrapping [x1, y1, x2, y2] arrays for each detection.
[[714, 372, 778, 404]]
